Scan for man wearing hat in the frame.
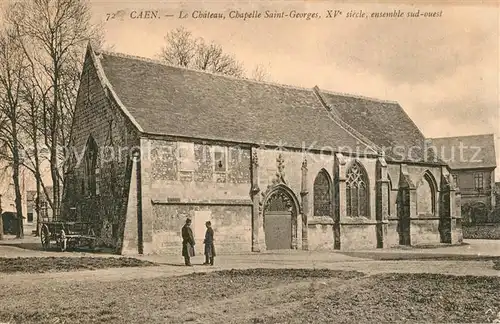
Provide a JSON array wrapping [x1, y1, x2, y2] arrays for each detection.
[[181, 218, 195, 266], [203, 221, 216, 266]]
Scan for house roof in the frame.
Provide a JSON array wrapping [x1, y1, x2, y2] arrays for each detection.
[[317, 90, 443, 164], [94, 50, 375, 153], [427, 134, 497, 169]]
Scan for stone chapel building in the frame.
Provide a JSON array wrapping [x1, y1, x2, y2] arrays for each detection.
[[62, 44, 463, 255]]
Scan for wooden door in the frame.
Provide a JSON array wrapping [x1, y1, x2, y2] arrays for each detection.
[[264, 190, 294, 250]]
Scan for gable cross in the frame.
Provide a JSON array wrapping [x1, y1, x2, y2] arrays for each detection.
[[301, 156, 307, 170]]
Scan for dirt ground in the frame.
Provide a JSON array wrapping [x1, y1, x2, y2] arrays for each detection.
[[1, 239, 500, 323], [1, 268, 500, 324], [0, 257, 156, 273]]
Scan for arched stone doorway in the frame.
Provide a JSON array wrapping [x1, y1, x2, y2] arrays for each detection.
[[470, 202, 488, 224], [262, 185, 299, 250]]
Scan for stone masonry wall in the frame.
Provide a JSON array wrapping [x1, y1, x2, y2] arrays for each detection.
[[140, 138, 252, 254], [386, 163, 462, 247], [256, 148, 334, 251], [255, 148, 380, 251], [338, 156, 378, 249], [63, 49, 140, 252], [151, 204, 252, 255], [140, 140, 386, 253]]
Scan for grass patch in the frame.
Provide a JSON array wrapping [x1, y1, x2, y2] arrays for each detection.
[[0, 269, 363, 324], [0, 257, 157, 273], [276, 273, 500, 324], [202, 268, 365, 279], [1, 269, 499, 323], [341, 251, 500, 262]]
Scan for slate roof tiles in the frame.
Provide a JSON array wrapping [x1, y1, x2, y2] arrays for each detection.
[[92, 48, 460, 166], [96, 51, 374, 154], [428, 134, 496, 169]]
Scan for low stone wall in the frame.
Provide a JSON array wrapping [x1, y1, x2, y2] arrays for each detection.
[[409, 219, 441, 246], [307, 216, 335, 251], [463, 223, 500, 240], [340, 223, 378, 250]]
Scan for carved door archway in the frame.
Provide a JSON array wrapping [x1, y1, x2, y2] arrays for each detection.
[[263, 187, 298, 250]]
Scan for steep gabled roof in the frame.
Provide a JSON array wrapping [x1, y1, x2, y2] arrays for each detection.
[[428, 134, 497, 169], [317, 89, 443, 164], [92, 49, 376, 154]]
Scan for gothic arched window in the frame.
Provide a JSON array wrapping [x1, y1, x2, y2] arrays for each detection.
[[346, 162, 369, 217], [84, 136, 100, 196], [313, 169, 332, 217], [416, 171, 436, 216], [387, 175, 392, 216]]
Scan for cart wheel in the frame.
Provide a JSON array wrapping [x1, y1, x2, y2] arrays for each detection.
[[40, 225, 50, 250], [68, 241, 77, 252], [58, 229, 67, 252], [88, 228, 96, 251]]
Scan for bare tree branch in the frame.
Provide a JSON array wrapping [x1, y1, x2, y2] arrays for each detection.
[[4, 0, 106, 219], [159, 27, 244, 77], [250, 63, 272, 82], [0, 21, 29, 238]]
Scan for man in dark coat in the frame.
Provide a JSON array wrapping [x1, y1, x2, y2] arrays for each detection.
[[203, 221, 216, 266], [181, 218, 195, 266]]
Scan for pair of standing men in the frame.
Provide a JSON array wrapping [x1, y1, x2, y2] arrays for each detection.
[[181, 218, 216, 266]]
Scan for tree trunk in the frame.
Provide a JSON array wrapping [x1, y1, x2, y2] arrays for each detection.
[[12, 144, 24, 239], [0, 195, 3, 240], [13, 174, 23, 239], [35, 177, 41, 236], [33, 133, 41, 236], [51, 69, 60, 220], [50, 153, 60, 219]]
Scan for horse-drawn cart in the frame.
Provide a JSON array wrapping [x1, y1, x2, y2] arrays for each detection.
[[40, 221, 96, 252]]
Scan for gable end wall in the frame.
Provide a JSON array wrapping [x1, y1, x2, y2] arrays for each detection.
[[62, 49, 141, 252]]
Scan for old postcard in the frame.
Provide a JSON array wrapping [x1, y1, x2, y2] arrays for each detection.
[[0, 0, 499, 323]]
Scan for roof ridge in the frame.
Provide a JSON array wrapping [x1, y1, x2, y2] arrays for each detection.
[[313, 86, 381, 154], [429, 133, 496, 140], [91, 47, 144, 132], [96, 50, 405, 105], [96, 49, 315, 93], [319, 88, 399, 105]]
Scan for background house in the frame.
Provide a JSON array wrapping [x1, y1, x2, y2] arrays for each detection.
[[0, 159, 53, 231], [428, 134, 496, 224]]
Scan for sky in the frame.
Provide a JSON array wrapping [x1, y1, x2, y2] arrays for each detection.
[[89, 0, 499, 179]]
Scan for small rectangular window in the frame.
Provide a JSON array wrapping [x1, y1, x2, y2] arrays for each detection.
[[178, 142, 195, 171], [474, 173, 484, 190], [452, 174, 459, 186], [213, 146, 227, 172]]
